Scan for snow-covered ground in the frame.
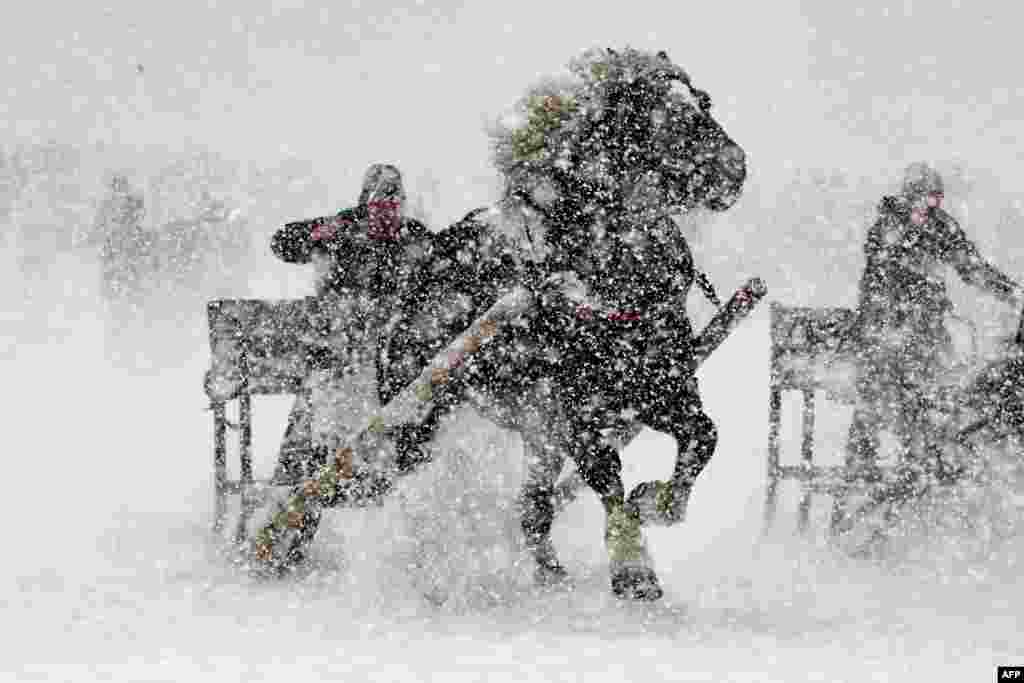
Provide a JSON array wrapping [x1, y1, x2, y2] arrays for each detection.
[[6, 1, 1024, 679], [4, 243, 1022, 682]]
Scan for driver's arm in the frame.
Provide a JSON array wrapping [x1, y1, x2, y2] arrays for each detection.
[[940, 212, 1020, 304], [271, 211, 359, 264]]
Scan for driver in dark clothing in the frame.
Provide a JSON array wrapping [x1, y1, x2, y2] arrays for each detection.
[[844, 162, 1022, 497], [269, 164, 434, 484]]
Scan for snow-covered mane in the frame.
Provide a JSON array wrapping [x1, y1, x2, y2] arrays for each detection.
[[487, 46, 746, 232]]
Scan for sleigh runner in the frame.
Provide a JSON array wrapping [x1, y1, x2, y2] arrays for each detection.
[[765, 303, 861, 535]]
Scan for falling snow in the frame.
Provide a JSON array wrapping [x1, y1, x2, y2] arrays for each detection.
[[6, 3, 1024, 681]]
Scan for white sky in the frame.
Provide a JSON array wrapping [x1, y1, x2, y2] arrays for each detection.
[[5, 0, 1023, 214]]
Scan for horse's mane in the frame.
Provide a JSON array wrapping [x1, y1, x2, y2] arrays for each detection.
[[487, 47, 710, 227]]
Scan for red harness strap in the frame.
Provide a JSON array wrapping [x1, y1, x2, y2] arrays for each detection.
[[576, 304, 642, 322]]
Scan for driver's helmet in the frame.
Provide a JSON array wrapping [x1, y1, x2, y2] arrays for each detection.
[[358, 164, 406, 241], [901, 162, 944, 200], [110, 174, 132, 195], [357, 163, 406, 206]]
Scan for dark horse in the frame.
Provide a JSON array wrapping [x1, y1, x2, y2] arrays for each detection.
[[264, 48, 749, 601]]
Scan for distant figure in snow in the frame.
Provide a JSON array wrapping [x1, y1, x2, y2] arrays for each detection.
[[269, 163, 435, 484], [153, 188, 249, 299], [93, 174, 150, 302], [843, 161, 1023, 501]]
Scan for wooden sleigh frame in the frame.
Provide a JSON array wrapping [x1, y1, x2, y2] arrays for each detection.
[[203, 297, 341, 540], [765, 302, 859, 534], [765, 301, 981, 535]]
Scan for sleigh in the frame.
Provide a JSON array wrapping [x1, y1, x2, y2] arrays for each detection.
[[202, 277, 768, 554], [200, 283, 539, 544], [203, 296, 353, 540], [765, 302, 987, 536], [764, 303, 859, 535]]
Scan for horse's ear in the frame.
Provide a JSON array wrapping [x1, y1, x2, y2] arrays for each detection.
[[696, 90, 712, 112]]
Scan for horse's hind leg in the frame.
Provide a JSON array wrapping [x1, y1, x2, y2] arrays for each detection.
[[391, 386, 464, 476], [519, 438, 569, 586]]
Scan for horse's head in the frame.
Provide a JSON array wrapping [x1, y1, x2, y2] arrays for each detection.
[[640, 49, 746, 213], [491, 47, 747, 225]]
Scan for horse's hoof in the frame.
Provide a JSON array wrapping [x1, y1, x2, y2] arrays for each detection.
[[611, 565, 663, 601]]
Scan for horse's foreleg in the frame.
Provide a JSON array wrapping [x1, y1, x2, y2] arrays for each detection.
[[660, 411, 717, 524], [571, 434, 663, 601], [519, 438, 568, 585], [630, 383, 718, 527]]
